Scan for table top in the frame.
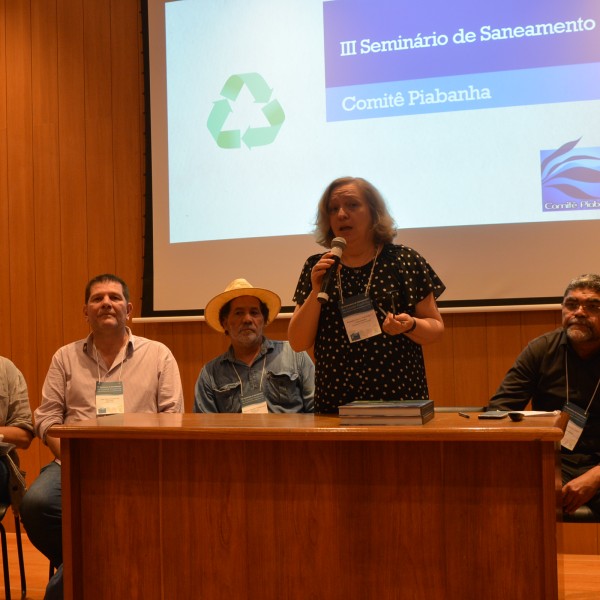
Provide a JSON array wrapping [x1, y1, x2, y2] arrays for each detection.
[[48, 411, 568, 443]]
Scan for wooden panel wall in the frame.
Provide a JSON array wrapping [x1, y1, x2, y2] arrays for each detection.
[[0, 0, 595, 551], [0, 0, 147, 486]]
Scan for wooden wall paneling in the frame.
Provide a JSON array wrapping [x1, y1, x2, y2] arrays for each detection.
[[137, 321, 173, 348], [57, 0, 89, 346], [30, 0, 63, 485], [484, 311, 523, 397], [0, 3, 26, 530], [6, 2, 38, 426], [264, 317, 289, 341], [554, 308, 563, 330], [31, 0, 61, 389], [0, 2, 11, 354], [200, 321, 231, 364], [52, 0, 91, 481], [423, 312, 456, 407], [170, 321, 203, 412], [136, 0, 146, 215], [5, 1, 46, 507], [83, 0, 116, 276], [110, 0, 144, 308], [450, 312, 489, 406], [521, 309, 560, 348]]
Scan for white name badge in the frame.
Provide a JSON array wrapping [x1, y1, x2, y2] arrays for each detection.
[[241, 392, 268, 414], [561, 403, 587, 451], [96, 381, 125, 415], [340, 296, 382, 343]]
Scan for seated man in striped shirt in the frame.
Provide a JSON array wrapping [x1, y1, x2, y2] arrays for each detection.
[[20, 273, 184, 600]]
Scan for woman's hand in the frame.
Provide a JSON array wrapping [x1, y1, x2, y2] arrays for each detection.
[[310, 252, 337, 292], [289, 253, 338, 352], [381, 293, 444, 344], [382, 312, 415, 336]]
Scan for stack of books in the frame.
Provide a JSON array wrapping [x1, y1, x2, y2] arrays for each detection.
[[338, 399, 435, 426]]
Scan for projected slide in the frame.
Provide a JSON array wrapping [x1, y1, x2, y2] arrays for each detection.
[[163, 0, 600, 246], [147, 0, 600, 314]]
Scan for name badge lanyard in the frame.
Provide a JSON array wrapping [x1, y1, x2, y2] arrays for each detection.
[[94, 339, 128, 416], [337, 246, 382, 343], [232, 354, 268, 414], [561, 352, 600, 450]]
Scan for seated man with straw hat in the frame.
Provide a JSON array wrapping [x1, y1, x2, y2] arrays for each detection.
[[194, 279, 314, 413]]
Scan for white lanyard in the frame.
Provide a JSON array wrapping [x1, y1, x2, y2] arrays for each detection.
[[336, 245, 380, 302]]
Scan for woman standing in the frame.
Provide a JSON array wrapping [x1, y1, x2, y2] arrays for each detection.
[[288, 177, 445, 414]]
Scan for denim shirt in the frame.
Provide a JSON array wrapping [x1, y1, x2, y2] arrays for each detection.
[[194, 338, 314, 413]]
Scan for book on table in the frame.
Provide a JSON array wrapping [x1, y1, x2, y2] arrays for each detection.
[[338, 399, 435, 425], [338, 399, 434, 417]]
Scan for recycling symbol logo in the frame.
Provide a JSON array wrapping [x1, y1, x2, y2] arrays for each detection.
[[207, 73, 285, 149]]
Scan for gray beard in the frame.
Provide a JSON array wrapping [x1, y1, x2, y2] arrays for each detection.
[[566, 324, 593, 343]]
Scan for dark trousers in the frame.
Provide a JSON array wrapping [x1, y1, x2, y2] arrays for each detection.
[[562, 452, 600, 516]]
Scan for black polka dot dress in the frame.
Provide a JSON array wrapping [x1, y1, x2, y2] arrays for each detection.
[[293, 244, 445, 414]]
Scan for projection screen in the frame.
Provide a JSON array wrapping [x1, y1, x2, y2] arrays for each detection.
[[143, 0, 600, 316]]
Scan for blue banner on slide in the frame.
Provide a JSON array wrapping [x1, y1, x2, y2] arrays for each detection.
[[325, 63, 600, 121], [323, 0, 600, 121]]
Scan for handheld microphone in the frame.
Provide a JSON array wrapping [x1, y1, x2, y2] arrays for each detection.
[[317, 237, 346, 304]]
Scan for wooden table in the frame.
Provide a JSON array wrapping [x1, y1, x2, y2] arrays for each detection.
[[50, 412, 567, 599]]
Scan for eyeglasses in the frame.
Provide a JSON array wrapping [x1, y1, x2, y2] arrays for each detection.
[[562, 300, 600, 315]]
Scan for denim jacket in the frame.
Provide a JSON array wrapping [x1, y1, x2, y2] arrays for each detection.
[[194, 338, 314, 413]]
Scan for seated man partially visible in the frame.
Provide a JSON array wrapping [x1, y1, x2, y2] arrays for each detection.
[[194, 279, 314, 414], [489, 273, 600, 517], [0, 356, 33, 506]]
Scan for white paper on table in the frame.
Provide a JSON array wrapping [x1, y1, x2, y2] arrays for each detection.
[[511, 410, 561, 417]]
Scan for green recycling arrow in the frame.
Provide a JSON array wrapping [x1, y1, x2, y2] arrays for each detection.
[[220, 73, 273, 103], [206, 99, 240, 149], [242, 99, 285, 148], [207, 72, 285, 150]]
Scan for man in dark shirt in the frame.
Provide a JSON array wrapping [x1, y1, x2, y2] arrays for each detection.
[[490, 274, 600, 516]]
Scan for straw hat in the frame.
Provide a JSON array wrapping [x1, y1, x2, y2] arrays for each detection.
[[204, 279, 282, 333]]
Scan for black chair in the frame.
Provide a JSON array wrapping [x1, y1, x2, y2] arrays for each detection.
[[0, 447, 27, 600], [0, 494, 26, 600], [562, 505, 600, 523]]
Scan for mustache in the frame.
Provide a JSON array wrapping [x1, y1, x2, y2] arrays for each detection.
[[568, 319, 592, 328]]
